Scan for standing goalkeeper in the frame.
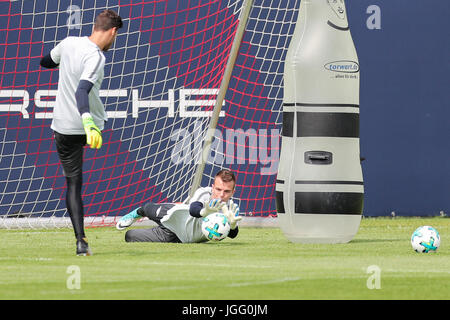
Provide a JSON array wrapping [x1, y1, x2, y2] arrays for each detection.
[[40, 9, 123, 255], [116, 169, 242, 243]]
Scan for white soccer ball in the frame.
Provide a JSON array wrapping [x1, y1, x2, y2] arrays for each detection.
[[201, 212, 231, 241], [411, 226, 440, 253]]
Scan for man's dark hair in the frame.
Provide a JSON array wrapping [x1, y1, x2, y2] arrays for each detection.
[[215, 169, 236, 186], [94, 9, 123, 31]]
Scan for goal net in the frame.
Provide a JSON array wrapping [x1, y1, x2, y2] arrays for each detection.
[[0, 0, 298, 228]]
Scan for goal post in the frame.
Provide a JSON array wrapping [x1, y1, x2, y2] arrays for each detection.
[[0, 0, 299, 229], [188, 0, 254, 200]]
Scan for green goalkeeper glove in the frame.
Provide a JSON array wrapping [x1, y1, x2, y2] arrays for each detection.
[[200, 199, 224, 217], [223, 200, 242, 229], [82, 113, 102, 149]]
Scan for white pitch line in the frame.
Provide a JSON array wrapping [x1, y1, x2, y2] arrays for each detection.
[[382, 268, 450, 274], [148, 277, 302, 292], [227, 277, 301, 287], [138, 261, 273, 269]]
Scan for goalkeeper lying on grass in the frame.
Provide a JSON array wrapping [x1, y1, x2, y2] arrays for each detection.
[[116, 169, 242, 243]]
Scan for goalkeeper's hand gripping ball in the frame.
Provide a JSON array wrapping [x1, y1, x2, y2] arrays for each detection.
[[223, 200, 242, 229]]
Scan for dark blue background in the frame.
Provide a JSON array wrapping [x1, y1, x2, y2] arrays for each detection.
[[347, 1, 450, 216]]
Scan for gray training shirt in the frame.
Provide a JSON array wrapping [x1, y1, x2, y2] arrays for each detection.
[[50, 36, 106, 134]]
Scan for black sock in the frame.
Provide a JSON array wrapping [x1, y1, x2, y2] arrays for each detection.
[[65, 174, 85, 241]]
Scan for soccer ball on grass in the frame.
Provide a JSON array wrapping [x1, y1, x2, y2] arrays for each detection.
[[202, 212, 231, 241], [411, 226, 440, 253]]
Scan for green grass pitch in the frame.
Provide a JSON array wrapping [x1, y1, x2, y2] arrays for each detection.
[[0, 217, 448, 300]]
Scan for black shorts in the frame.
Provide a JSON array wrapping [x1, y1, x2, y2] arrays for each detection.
[[54, 131, 86, 177]]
